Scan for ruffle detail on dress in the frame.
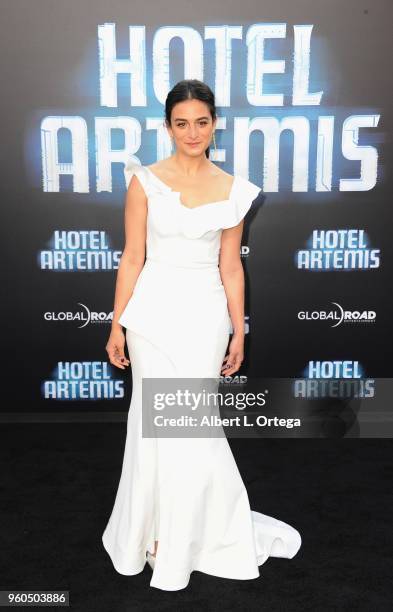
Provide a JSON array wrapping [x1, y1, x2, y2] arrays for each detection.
[[175, 175, 262, 239], [123, 161, 263, 239], [124, 160, 162, 198]]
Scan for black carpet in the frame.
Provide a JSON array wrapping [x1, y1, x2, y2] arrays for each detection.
[[1, 424, 392, 611]]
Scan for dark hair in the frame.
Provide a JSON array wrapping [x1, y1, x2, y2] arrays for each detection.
[[165, 79, 216, 158]]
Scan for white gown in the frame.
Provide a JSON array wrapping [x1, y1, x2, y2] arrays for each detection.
[[102, 161, 302, 591]]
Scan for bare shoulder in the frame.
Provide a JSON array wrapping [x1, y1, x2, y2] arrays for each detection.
[[145, 161, 162, 172], [146, 160, 173, 178]]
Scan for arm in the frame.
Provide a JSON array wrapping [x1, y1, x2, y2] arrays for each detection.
[[106, 174, 147, 369], [218, 220, 245, 375]]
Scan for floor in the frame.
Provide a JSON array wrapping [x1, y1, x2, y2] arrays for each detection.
[[1, 423, 392, 611]]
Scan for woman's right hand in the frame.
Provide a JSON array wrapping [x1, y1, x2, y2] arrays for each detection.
[[106, 326, 131, 370]]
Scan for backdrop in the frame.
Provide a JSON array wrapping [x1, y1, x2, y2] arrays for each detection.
[[2, 1, 391, 425]]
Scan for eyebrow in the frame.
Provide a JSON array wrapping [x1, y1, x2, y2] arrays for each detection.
[[173, 116, 210, 121]]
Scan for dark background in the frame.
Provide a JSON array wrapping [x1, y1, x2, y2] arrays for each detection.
[[1, 0, 392, 417], [1, 2, 393, 609]]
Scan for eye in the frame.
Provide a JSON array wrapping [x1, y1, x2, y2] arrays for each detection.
[[176, 122, 186, 127]]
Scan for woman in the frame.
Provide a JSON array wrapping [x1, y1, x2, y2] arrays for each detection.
[[102, 79, 301, 591]]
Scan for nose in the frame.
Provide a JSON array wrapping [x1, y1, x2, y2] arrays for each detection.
[[188, 125, 199, 138]]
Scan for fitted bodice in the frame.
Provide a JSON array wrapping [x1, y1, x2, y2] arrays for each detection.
[[124, 161, 262, 269]]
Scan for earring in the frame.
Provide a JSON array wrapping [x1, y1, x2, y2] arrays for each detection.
[[212, 131, 217, 154]]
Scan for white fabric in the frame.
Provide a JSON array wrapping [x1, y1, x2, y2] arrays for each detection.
[[102, 161, 301, 590]]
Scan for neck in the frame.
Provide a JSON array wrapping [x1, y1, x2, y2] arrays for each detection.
[[170, 152, 211, 176]]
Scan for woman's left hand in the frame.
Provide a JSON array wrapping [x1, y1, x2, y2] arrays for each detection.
[[221, 334, 244, 376]]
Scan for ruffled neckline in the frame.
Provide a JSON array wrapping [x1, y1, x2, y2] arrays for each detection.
[[144, 165, 239, 211], [123, 160, 262, 239]]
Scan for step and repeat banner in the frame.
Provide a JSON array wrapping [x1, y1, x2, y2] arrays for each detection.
[[2, 1, 391, 428]]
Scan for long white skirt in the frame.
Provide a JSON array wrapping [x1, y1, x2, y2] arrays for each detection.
[[102, 260, 301, 591]]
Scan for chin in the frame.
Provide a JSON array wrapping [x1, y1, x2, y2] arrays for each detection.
[[186, 147, 204, 154]]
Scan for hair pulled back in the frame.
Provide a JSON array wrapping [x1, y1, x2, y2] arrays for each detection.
[[165, 79, 216, 158]]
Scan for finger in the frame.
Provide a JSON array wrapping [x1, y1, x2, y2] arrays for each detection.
[[114, 350, 131, 368], [118, 353, 130, 365], [221, 365, 238, 376], [221, 357, 236, 373], [111, 345, 130, 366], [221, 355, 242, 375], [107, 348, 130, 369], [108, 358, 125, 370], [222, 364, 240, 375], [110, 356, 130, 370]]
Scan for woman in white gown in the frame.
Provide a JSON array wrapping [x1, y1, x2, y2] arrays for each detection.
[[102, 79, 301, 591]]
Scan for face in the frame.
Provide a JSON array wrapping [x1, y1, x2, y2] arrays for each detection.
[[166, 98, 216, 156]]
